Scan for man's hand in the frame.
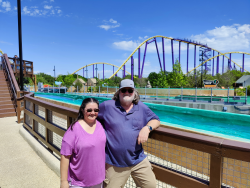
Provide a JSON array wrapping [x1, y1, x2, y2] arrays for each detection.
[[137, 126, 150, 145]]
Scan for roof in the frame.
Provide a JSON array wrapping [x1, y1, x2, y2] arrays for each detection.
[[73, 78, 86, 84], [87, 78, 97, 84], [235, 75, 250, 83]]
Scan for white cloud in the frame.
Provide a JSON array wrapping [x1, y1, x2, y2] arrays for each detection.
[[109, 18, 117, 24], [23, 6, 30, 14], [2, 1, 11, 11], [44, 5, 52, 9], [144, 36, 149, 39], [57, 9, 61, 14], [14, 6, 17, 10], [99, 24, 120, 31], [113, 40, 140, 51], [191, 24, 250, 52], [51, 9, 55, 14], [99, 19, 120, 31], [50, 0, 54, 2], [31, 6, 38, 8]]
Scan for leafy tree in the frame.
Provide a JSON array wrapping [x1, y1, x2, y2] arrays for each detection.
[[148, 71, 168, 88], [74, 80, 83, 91], [167, 59, 187, 87], [64, 75, 76, 87]]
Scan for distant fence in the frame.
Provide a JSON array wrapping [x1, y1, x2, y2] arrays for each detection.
[[23, 92, 250, 188]]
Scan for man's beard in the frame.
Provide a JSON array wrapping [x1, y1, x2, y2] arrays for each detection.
[[120, 94, 134, 105]]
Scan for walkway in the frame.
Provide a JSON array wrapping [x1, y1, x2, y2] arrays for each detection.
[[0, 117, 60, 188]]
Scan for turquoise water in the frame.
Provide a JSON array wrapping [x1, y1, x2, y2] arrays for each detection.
[[35, 93, 250, 143]]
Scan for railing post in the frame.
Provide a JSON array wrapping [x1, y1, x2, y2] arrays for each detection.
[[53, 85, 54, 93], [156, 86, 158, 99], [77, 86, 78, 94], [145, 86, 146, 98], [168, 86, 170, 100], [181, 87, 183, 101], [71, 86, 72, 93], [211, 88, 213, 103], [99, 86, 100, 96], [209, 153, 223, 188], [195, 87, 197, 102], [107, 85, 108, 97], [116, 86, 117, 92], [227, 87, 229, 103], [245, 87, 248, 104], [48, 85, 49, 93]]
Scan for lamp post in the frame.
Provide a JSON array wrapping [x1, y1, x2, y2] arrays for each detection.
[[17, 0, 24, 90]]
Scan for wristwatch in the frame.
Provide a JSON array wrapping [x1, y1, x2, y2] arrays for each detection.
[[147, 125, 153, 132]]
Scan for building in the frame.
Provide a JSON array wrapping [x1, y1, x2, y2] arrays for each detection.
[[73, 78, 86, 86], [235, 75, 250, 87], [87, 78, 97, 86]]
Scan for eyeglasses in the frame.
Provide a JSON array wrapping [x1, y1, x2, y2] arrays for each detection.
[[86, 108, 100, 113], [120, 88, 134, 93]]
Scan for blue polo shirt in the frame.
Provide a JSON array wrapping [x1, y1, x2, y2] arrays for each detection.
[[97, 99, 160, 167]]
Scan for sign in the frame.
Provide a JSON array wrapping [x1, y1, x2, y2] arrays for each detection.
[[203, 79, 219, 88]]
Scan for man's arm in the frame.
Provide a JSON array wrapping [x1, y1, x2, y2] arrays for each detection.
[[137, 119, 160, 145]]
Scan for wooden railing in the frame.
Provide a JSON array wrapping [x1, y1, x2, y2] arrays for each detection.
[[22, 92, 250, 188], [8, 57, 33, 75]]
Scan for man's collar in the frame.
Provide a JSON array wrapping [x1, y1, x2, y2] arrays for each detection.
[[115, 100, 139, 111]]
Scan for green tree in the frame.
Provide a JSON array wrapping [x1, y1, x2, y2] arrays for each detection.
[[148, 71, 168, 88], [167, 59, 187, 87], [74, 80, 83, 91], [64, 75, 76, 87]]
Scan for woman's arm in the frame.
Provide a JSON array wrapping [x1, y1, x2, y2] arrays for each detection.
[[60, 155, 71, 188]]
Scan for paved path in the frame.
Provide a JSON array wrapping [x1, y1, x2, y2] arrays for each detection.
[[0, 117, 60, 188]]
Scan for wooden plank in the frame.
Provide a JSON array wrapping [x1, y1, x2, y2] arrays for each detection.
[[23, 123, 61, 156], [25, 109, 65, 137], [25, 95, 78, 118], [152, 164, 209, 188], [209, 154, 223, 188], [150, 129, 221, 154]]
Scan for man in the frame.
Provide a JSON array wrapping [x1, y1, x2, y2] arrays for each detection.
[[98, 79, 160, 188]]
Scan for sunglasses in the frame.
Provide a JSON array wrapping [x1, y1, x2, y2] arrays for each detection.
[[120, 88, 134, 93], [86, 108, 100, 113]]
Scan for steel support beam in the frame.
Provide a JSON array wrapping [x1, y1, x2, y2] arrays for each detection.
[[138, 47, 140, 78], [242, 54, 245, 72], [162, 38, 165, 72], [124, 65, 125, 78], [212, 50, 215, 76], [171, 39, 174, 70], [131, 56, 134, 80], [187, 43, 189, 73], [155, 38, 162, 71], [141, 42, 148, 78], [194, 45, 196, 77], [83, 68, 84, 77], [217, 52, 219, 74], [93, 64, 94, 78], [179, 41, 181, 68], [222, 56, 224, 74], [103, 64, 104, 80], [229, 53, 231, 71]]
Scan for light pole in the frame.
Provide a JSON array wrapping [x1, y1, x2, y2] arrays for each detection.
[[17, 0, 24, 90]]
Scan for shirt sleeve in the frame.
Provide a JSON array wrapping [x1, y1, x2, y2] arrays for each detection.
[[60, 127, 75, 156], [97, 102, 106, 127], [145, 105, 160, 123]]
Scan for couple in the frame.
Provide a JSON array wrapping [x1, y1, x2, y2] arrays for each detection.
[[60, 79, 160, 188]]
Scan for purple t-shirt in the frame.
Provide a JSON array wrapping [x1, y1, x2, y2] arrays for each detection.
[[60, 120, 106, 187], [97, 100, 160, 167]]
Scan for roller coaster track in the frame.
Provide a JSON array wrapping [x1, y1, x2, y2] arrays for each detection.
[[0, 49, 4, 55], [71, 62, 132, 76], [108, 35, 247, 79], [187, 52, 250, 75]]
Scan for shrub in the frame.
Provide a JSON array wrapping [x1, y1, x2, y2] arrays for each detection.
[[74, 80, 82, 91]]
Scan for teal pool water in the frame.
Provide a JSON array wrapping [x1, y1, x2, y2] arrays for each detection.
[[35, 93, 250, 143]]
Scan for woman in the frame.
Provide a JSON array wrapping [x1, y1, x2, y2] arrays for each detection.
[[60, 98, 106, 188]]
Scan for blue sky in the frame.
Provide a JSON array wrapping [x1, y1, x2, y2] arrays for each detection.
[[0, 0, 250, 78]]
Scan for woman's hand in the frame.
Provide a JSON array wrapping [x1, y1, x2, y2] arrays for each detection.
[[60, 180, 69, 188]]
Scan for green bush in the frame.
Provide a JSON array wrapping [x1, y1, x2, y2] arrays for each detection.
[[236, 88, 246, 96], [74, 80, 82, 91]]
